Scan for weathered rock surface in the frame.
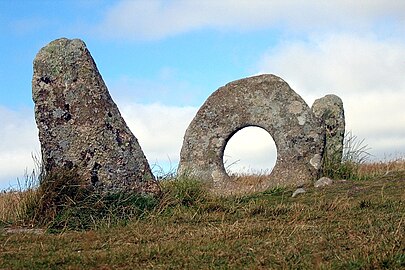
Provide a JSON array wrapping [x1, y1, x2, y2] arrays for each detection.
[[312, 94, 345, 162], [314, 177, 334, 188], [32, 38, 159, 195], [178, 74, 325, 190]]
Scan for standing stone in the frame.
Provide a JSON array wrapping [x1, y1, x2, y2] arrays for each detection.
[[32, 38, 159, 195], [312, 94, 345, 163], [178, 74, 325, 191]]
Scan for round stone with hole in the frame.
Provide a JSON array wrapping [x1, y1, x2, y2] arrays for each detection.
[[178, 74, 325, 191]]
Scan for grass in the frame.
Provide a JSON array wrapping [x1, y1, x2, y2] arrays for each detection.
[[0, 170, 39, 226], [0, 159, 404, 269], [320, 131, 372, 180], [0, 168, 159, 231]]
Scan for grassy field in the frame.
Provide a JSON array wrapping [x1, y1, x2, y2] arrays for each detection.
[[0, 161, 404, 269]]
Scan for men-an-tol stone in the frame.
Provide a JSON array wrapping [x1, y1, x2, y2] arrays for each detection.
[[178, 74, 325, 191], [32, 38, 159, 195]]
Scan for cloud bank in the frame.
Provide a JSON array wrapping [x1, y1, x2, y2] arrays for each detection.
[[97, 0, 405, 40]]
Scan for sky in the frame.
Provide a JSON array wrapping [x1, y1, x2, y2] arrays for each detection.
[[1, 0, 404, 190]]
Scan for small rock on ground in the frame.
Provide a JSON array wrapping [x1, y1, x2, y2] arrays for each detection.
[[292, 188, 306, 197], [314, 177, 334, 188]]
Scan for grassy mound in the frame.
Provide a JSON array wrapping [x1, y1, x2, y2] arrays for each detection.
[[1, 159, 404, 269]]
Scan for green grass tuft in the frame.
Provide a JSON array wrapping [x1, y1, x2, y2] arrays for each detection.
[[321, 131, 371, 180], [160, 176, 208, 207], [11, 168, 159, 231]]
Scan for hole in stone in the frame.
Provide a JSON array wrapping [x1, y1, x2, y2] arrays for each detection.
[[223, 126, 277, 176]]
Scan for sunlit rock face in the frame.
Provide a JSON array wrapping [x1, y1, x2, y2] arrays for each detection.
[[178, 74, 325, 191], [32, 38, 159, 195]]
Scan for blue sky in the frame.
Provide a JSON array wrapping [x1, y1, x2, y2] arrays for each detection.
[[1, 0, 405, 190]]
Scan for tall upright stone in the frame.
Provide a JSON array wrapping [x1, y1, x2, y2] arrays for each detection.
[[312, 94, 345, 163], [32, 38, 159, 195]]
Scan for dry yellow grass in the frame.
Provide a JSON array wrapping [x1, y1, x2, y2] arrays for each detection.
[[0, 191, 23, 223], [220, 157, 405, 195], [1, 158, 404, 225], [218, 173, 271, 195], [358, 158, 405, 178], [1, 170, 404, 269], [0, 189, 37, 225]]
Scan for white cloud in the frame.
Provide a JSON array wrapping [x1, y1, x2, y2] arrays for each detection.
[[96, 0, 405, 40], [224, 126, 277, 175], [0, 106, 40, 190], [257, 34, 405, 159], [118, 102, 197, 173], [259, 34, 405, 96]]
